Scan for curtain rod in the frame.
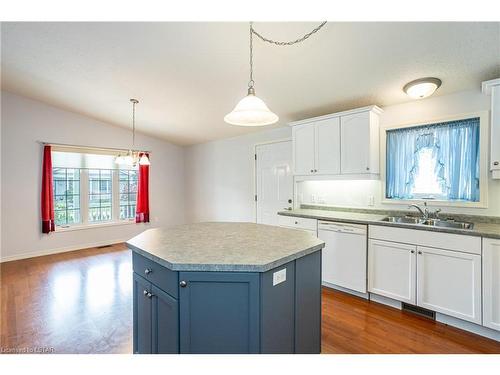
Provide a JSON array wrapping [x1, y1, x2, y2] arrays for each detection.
[[36, 141, 152, 154]]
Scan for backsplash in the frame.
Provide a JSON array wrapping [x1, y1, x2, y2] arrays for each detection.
[[296, 179, 500, 217]]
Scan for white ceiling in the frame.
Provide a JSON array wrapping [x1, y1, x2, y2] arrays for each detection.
[[1, 22, 499, 145]]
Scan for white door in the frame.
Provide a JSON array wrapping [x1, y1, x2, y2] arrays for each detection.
[[255, 141, 293, 226], [318, 223, 367, 293], [292, 124, 315, 175], [368, 239, 416, 304], [315, 117, 341, 175], [341, 112, 370, 174], [483, 238, 500, 331], [417, 246, 482, 324]]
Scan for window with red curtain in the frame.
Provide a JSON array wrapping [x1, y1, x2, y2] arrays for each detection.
[[136, 153, 150, 223], [41, 145, 55, 233]]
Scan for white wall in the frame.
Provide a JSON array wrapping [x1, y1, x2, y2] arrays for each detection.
[[1, 91, 186, 261], [185, 89, 500, 221], [184, 126, 291, 223]]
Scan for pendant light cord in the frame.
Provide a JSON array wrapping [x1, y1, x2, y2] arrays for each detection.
[[249, 22, 254, 90], [130, 98, 138, 148], [247, 22, 326, 90], [251, 22, 327, 46]]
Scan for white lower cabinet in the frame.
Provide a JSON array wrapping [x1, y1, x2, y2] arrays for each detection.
[[417, 246, 482, 324], [483, 238, 500, 331], [368, 240, 416, 304]]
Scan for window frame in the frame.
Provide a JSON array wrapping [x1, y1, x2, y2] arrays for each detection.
[[380, 111, 489, 209]]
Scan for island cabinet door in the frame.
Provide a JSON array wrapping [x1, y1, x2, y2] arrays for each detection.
[[133, 273, 153, 354], [151, 285, 179, 354], [178, 272, 260, 354]]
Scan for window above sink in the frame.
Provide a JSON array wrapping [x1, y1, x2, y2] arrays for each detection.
[[381, 112, 489, 209]]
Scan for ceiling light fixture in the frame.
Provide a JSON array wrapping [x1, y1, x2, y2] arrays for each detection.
[[403, 77, 442, 99], [225, 22, 327, 126], [115, 99, 151, 167]]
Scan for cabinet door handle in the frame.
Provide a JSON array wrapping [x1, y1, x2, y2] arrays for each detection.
[[418, 251, 422, 255], [147, 292, 153, 298], [494, 161, 499, 166], [314, 169, 317, 172], [144, 268, 152, 275], [310, 169, 314, 173], [143, 290, 148, 296], [179, 280, 187, 288], [410, 250, 415, 254]]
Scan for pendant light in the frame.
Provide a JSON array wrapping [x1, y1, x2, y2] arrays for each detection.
[[224, 23, 278, 126], [115, 99, 151, 166], [225, 22, 327, 126]]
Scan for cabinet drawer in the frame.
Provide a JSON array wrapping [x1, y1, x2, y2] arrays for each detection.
[[133, 252, 179, 298], [278, 215, 317, 232]]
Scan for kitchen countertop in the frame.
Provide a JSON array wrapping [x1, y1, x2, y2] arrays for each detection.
[[126, 222, 325, 272], [278, 209, 500, 239]]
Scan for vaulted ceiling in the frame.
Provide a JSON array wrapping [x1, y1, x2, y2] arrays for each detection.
[[1, 22, 499, 145]]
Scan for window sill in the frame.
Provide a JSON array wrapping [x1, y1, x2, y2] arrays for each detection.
[[55, 220, 146, 233]]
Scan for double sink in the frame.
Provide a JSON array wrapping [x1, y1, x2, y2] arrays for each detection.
[[381, 216, 474, 230]]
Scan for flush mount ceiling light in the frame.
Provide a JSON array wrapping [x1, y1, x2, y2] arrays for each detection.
[[115, 99, 151, 167], [225, 22, 327, 126], [403, 77, 442, 99]]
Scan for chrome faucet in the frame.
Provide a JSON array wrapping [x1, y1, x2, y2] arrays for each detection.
[[408, 202, 442, 220], [408, 203, 429, 219]]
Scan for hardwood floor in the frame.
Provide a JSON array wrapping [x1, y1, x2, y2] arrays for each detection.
[[1, 244, 499, 354]]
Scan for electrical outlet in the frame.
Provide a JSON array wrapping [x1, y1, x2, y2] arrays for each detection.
[[367, 195, 375, 206], [273, 268, 286, 286]]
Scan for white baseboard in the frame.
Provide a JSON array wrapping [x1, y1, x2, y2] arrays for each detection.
[[436, 313, 500, 342], [322, 281, 369, 300], [369, 293, 403, 310], [0, 237, 130, 263]]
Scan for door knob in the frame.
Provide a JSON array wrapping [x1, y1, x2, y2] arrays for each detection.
[[147, 292, 153, 298], [143, 290, 148, 296], [179, 280, 187, 288], [144, 268, 152, 275]]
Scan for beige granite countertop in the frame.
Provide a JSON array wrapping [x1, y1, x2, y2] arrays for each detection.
[[126, 222, 325, 272], [279, 209, 500, 239]]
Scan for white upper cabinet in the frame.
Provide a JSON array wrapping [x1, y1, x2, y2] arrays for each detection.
[[290, 105, 382, 178], [292, 124, 315, 175], [315, 117, 341, 174], [483, 238, 500, 331], [341, 111, 380, 174], [417, 246, 482, 324], [482, 78, 500, 178]]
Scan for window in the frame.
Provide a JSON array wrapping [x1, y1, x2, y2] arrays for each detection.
[[51, 150, 138, 228], [119, 170, 138, 220], [88, 169, 113, 222], [385, 117, 480, 202], [53, 168, 81, 226]]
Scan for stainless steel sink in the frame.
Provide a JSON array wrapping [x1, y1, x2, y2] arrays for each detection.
[[381, 216, 474, 230], [381, 216, 422, 224], [421, 219, 474, 229]]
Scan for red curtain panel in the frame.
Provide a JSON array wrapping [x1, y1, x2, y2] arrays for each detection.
[[136, 153, 150, 223], [41, 145, 55, 233]]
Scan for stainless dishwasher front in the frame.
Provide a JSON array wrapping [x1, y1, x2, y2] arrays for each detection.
[[317, 221, 368, 294]]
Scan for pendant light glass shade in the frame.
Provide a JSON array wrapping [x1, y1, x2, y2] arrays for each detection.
[[224, 88, 279, 126]]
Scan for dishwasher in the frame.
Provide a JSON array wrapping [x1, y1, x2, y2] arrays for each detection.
[[317, 221, 367, 294]]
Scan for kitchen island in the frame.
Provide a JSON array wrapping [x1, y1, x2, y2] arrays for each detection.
[[126, 222, 325, 354]]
